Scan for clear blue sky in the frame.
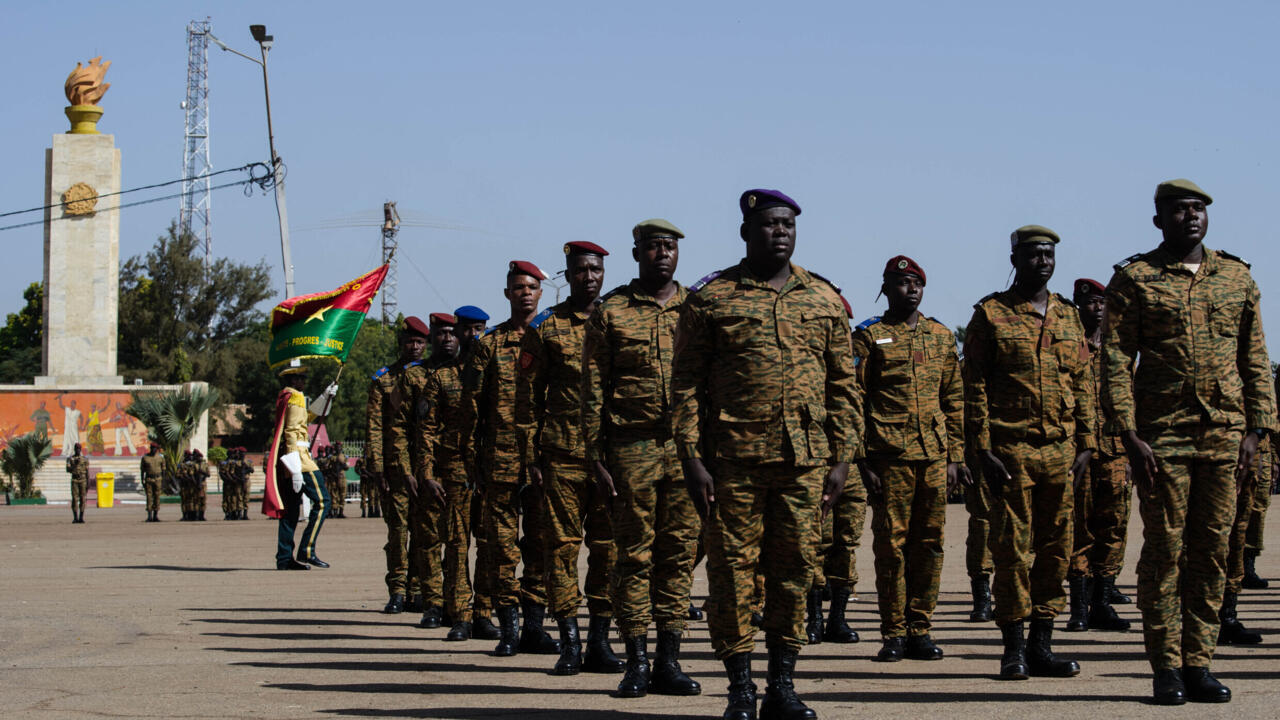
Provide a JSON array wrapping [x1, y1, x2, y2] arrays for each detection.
[[2, 1, 1277, 352]]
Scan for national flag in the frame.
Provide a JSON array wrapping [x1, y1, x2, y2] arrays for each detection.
[[268, 265, 388, 369]]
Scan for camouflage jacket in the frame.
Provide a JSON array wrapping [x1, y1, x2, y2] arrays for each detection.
[[364, 361, 414, 473], [417, 359, 470, 474], [1087, 338, 1124, 458], [851, 314, 964, 462], [963, 289, 1096, 452], [1101, 245, 1276, 434], [671, 261, 859, 467], [139, 454, 164, 480], [390, 363, 432, 480], [461, 319, 531, 484], [66, 455, 90, 481], [581, 280, 688, 463], [519, 300, 596, 463]]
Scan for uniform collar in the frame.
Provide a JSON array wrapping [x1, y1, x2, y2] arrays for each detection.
[[736, 259, 806, 293], [626, 279, 687, 306], [1151, 243, 1221, 276], [1001, 288, 1067, 319]]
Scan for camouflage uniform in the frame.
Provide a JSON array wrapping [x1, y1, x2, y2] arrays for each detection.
[[1227, 435, 1270, 594], [67, 455, 90, 518], [462, 319, 549, 608], [219, 460, 235, 517], [1245, 431, 1274, 556], [140, 454, 164, 515], [367, 361, 421, 599], [582, 280, 698, 637], [963, 290, 1096, 625], [520, 300, 615, 620], [331, 449, 349, 516], [852, 314, 964, 638], [962, 449, 995, 579], [1101, 245, 1276, 671], [191, 458, 209, 516], [1068, 340, 1130, 580], [237, 455, 254, 517], [672, 261, 859, 658], [391, 362, 445, 610]]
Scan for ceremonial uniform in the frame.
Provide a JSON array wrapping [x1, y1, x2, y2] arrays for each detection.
[[272, 384, 331, 566], [140, 452, 164, 521], [853, 313, 963, 641], [66, 454, 90, 522], [1104, 241, 1276, 672]]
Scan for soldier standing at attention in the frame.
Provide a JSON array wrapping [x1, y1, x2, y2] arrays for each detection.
[[1239, 368, 1279, 590], [1063, 278, 1131, 633], [177, 450, 193, 521], [66, 442, 90, 523], [368, 317, 430, 614], [1102, 179, 1276, 704], [853, 255, 967, 662], [332, 444, 350, 518], [461, 261, 560, 657], [961, 446, 996, 622], [1220, 431, 1268, 646], [140, 443, 164, 522], [433, 305, 500, 641], [236, 447, 254, 520], [269, 360, 335, 569], [520, 240, 623, 677], [355, 455, 371, 518], [673, 189, 858, 720], [581, 219, 702, 696], [963, 225, 1095, 681], [219, 451, 236, 521], [191, 449, 209, 521]]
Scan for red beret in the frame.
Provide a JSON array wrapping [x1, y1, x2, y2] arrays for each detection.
[[508, 260, 547, 280], [400, 315, 430, 338], [564, 241, 609, 257], [429, 312, 457, 327], [1074, 278, 1105, 297], [883, 255, 925, 284]]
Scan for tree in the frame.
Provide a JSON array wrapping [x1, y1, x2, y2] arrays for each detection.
[[126, 385, 220, 493], [0, 283, 44, 383], [2, 432, 52, 499]]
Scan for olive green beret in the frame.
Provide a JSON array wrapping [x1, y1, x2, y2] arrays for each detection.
[[631, 218, 685, 243], [1009, 224, 1061, 250], [1155, 178, 1213, 206]]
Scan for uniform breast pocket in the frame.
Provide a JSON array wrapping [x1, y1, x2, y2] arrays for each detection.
[[1211, 296, 1246, 337], [874, 340, 912, 385], [715, 314, 765, 350], [800, 312, 835, 352], [994, 329, 1037, 370], [613, 328, 650, 368], [1143, 294, 1185, 337]]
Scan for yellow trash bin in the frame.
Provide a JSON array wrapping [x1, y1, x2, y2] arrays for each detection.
[[96, 472, 114, 508]]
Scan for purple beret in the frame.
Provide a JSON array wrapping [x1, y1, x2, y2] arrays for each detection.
[[740, 189, 801, 219]]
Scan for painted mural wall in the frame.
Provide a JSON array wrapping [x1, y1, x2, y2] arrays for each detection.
[[0, 391, 149, 456]]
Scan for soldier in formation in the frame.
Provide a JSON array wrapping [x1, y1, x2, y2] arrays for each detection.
[[190, 449, 210, 522], [233, 447, 254, 520], [355, 455, 381, 518], [140, 443, 164, 522], [66, 442, 90, 523]]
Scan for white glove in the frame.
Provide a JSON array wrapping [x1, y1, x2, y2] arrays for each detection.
[[308, 384, 338, 416], [292, 474, 303, 493], [324, 382, 339, 398], [280, 450, 304, 493], [296, 440, 310, 451]]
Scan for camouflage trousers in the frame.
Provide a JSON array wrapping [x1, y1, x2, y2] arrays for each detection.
[[1136, 426, 1240, 672], [469, 490, 494, 617], [362, 477, 381, 516], [409, 481, 446, 607], [868, 458, 947, 638], [704, 459, 823, 658], [481, 473, 550, 608], [142, 478, 161, 513], [1245, 461, 1272, 553], [812, 474, 866, 592], [1068, 454, 1130, 578], [222, 479, 237, 514], [70, 479, 87, 515], [608, 437, 700, 638], [238, 478, 251, 513], [382, 477, 420, 597], [962, 458, 995, 578], [989, 438, 1073, 625], [440, 453, 491, 622], [541, 452, 614, 619]]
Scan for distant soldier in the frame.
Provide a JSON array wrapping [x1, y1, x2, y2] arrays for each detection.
[[178, 450, 194, 521], [1221, 433, 1268, 645], [66, 442, 90, 524], [962, 444, 995, 621], [582, 219, 702, 695], [1102, 179, 1276, 704], [853, 255, 966, 661], [190, 449, 209, 521], [354, 455, 372, 517], [963, 225, 1094, 681], [235, 447, 254, 520], [140, 443, 164, 522], [461, 260, 560, 657], [673, 189, 858, 720], [332, 444, 349, 518], [1064, 278, 1131, 634], [219, 452, 236, 520], [1242, 372, 1277, 589]]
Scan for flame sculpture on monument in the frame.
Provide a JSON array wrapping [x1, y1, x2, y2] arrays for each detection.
[[64, 56, 110, 134]]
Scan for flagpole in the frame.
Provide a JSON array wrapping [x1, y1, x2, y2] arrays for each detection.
[[308, 364, 345, 447]]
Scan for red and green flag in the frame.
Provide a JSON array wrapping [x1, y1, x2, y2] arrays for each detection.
[[268, 265, 388, 369]]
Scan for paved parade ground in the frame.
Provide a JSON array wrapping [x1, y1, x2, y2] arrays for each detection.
[[2, 500, 1278, 719]]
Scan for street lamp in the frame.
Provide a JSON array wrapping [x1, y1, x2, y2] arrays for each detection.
[[208, 24, 296, 298]]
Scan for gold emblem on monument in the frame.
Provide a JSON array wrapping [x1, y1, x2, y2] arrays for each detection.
[[62, 182, 99, 216]]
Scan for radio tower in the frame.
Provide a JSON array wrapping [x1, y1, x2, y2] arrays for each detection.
[[381, 202, 401, 323], [181, 18, 213, 267]]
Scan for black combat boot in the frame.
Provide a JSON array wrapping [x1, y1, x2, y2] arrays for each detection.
[[1152, 668, 1186, 705], [1105, 578, 1132, 604], [876, 636, 904, 662], [472, 614, 501, 640], [494, 605, 520, 657], [998, 621, 1029, 680], [582, 615, 624, 673], [616, 635, 650, 698], [822, 587, 859, 643], [551, 617, 582, 676], [650, 630, 700, 695], [405, 595, 424, 613], [688, 603, 704, 621], [1184, 666, 1231, 703], [197, 510, 206, 521], [759, 642, 815, 720], [518, 600, 560, 654], [418, 605, 443, 629], [1218, 591, 1262, 644], [1243, 550, 1269, 590], [722, 653, 757, 720], [1065, 575, 1090, 631], [1026, 618, 1080, 677], [383, 593, 405, 614], [905, 633, 943, 660], [804, 588, 824, 645], [1088, 575, 1131, 631], [750, 611, 764, 627], [445, 620, 471, 641], [969, 575, 993, 622]]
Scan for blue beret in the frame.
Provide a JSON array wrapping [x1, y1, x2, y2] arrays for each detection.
[[740, 189, 801, 219], [453, 305, 489, 322]]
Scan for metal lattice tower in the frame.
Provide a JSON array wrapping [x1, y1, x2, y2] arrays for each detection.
[[181, 18, 213, 267], [381, 202, 400, 323]]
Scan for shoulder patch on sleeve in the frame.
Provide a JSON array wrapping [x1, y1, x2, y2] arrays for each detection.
[[482, 326, 497, 337], [690, 270, 723, 293], [1114, 252, 1146, 272], [529, 307, 554, 329], [371, 365, 390, 380], [807, 270, 843, 294], [855, 316, 882, 331], [974, 291, 999, 309], [405, 360, 423, 369], [1216, 249, 1251, 268]]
